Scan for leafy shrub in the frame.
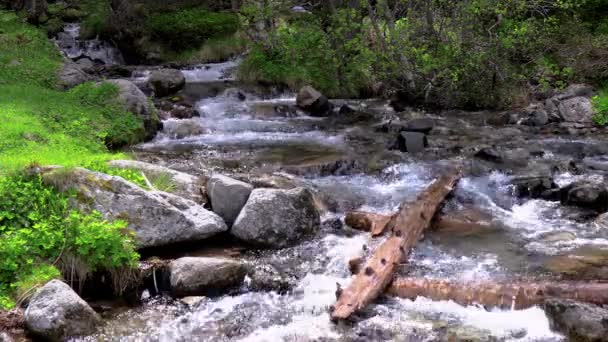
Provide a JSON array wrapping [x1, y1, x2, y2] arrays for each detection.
[[147, 8, 239, 49], [592, 86, 608, 126], [0, 175, 139, 308]]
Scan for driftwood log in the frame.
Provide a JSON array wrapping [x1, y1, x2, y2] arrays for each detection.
[[331, 171, 462, 321], [387, 277, 608, 310]]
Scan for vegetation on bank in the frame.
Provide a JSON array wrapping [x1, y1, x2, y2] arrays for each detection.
[[0, 11, 142, 309], [592, 86, 608, 126], [238, 0, 608, 107]]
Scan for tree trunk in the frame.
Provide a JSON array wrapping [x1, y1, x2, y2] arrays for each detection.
[[388, 277, 608, 310], [331, 171, 462, 321]]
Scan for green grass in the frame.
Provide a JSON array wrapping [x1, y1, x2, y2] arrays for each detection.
[[162, 33, 247, 64]]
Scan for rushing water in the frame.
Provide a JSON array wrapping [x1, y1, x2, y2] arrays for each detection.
[[55, 23, 124, 65], [77, 62, 608, 341]]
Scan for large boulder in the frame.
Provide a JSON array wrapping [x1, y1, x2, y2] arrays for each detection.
[[512, 176, 559, 199], [560, 181, 608, 212], [42, 168, 227, 249], [170, 257, 247, 297], [544, 299, 608, 342], [148, 69, 186, 97], [558, 96, 595, 124], [25, 280, 100, 341], [207, 174, 253, 227], [108, 160, 207, 204], [296, 86, 333, 117], [57, 60, 91, 90], [403, 118, 435, 134], [104, 79, 162, 141], [231, 188, 320, 248]]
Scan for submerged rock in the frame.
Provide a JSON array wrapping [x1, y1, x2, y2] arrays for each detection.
[[544, 299, 608, 342], [25, 280, 101, 341], [207, 174, 253, 227], [108, 160, 206, 204], [296, 86, 333, 116], [104, 79, 162, 141], [231, 188, 320, 248], [149, 69, 186, 97], [42, 168, 227, 249], [170, 257, 247, 297]]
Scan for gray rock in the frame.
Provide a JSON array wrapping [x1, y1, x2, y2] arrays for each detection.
[[57, 60, 91, 90], [558, 96, 594, 124], [394, 132, 427, 153], [25, 280, 100, 341], [583, 157, 608, 171], [595, 213, 608, 230], [522, 103, 549, 126], [232, 188, 320, 248], [556, 84, 595, 100], [560, 181, 608, 212], [42, 168, 227, 248], [75, 58, 95, 72], [170, 257, 247, 297], [404, 118, 435, 134], [544, 299, 608, 342], [475, 147, 503, 163], [512, 176, 559, 199], [104, 79, 162, 141], [108, 160, 206, 204], [148, 69, 186, 97], [207, 174, 253, 226], [296, 86, 332, 117]]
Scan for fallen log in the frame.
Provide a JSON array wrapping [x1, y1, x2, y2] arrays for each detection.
[[331, 171, 461, 321], [387, 277, 608, 310], [345, 211, 393, 236]]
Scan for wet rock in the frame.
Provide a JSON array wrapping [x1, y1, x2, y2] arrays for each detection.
[[487, 111, 519, 126], [296, 86, 333, 117], [560, 181, 608, 212], [25, 280, 101, 341], [207, 174, 253, 227], [57, 60, 91, 90], [540, 231, 577, 243], [522, 103, 549, 126], [475, 147, 503, 163], [42, 168, 227, 249], [246, 264, 294, 293], [558, 96, 595, 124], [170, 257, 247, 297], [107, 160, 206, 204], [556, 84, 595, 100], [162, 118, 204, 139], [339, 104, 356, 115], [232, 188, 320, 248], [0, 310, 25, 341], [75, 58, 95, 73], [170, 105, 199, 119], [404, 118, 435, 134], [544, 299, 608, 342], [512, 177, 559, 199], [149, 69, 186, 97], [104, 79, 162, 141], [393, 132, 428, 153]]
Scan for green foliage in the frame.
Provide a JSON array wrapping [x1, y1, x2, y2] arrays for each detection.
[[592, 86, 608, 126], [85, 161, 148, 189], [147, 8, 239, 49], [164, 33, 247, 64], [79, 0, 112, 39], [148, 172, 177, 193], [0, 175, 139, 309]]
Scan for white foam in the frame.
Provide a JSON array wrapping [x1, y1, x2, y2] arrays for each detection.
[[394, 297, 562, 341]]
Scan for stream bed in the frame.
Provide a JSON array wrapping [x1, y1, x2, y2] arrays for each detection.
[[73, 61, 608, 342]]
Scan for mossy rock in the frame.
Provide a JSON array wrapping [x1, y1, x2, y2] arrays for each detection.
[[60, 8, 88, 22], [42, 17, 64, 36]]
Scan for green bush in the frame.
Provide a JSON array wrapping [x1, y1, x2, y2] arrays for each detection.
[[147, 8, 239, 49], [0, 175, 139, 309], [592, 86, 608, 126]]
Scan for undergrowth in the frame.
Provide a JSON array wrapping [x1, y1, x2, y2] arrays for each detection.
[[592, 86, 608, 126]]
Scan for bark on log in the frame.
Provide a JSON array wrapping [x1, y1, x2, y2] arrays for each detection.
[[387, 277, 608, 310], [331, 171, 461, 321], [345, 211, 392, 236]]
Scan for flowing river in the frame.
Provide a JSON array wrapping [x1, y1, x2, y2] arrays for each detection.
[[68, 60, 608, 342]]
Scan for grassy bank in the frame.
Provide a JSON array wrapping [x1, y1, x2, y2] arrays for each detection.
[[0, 11, 142, 309]]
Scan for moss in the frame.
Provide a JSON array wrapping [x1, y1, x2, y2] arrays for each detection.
[[42, 17, 64, 36]]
